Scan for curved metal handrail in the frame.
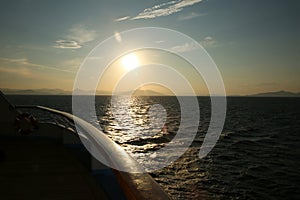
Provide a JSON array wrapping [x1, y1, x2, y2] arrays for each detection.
[[15, 105, 171, 200], [15, 105, 74, 123], [15, 105, 143, 170]]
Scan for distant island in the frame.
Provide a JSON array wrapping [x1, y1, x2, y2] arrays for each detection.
[[1, 88, 299, 97], [0, 88, 166, 96], [248, 90, 300, 97], [1, 88, 72, 95]]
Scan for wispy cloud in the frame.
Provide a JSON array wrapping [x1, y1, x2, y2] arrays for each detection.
[[68, 24, 97, 43], [0, 57, 75, 73], [0, 58, 34, 77], [131, 0, 203, 20], [59, 58, 82, 71], [170, 36, 217, 52], [0, 58, 27, 64], [54, 24, 97, 49], [54, 40, 81, 49], [200, 36, 217, 47], [114, 16, 130, 22], [170, 42, 200, 53], [178, 12, 206, 21], [155, 40, 165, 44], [0, 57, 41, 68], [0, 66, 31, 77], [114, 32, 122, 42]]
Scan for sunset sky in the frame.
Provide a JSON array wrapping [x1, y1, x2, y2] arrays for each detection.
[[0, 0, 299, 95]]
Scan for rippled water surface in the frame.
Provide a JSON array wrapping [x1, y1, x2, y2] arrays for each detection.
[[8, 95, 300, 199]]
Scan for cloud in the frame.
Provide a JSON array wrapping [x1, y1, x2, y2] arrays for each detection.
[[170, 36, 217, 52], [170, 42, 200, 53], [178, 12, 206, 21], [60, 58, 82, 71], [114, 16, 130, 22], [200, 36, 217, 47], [54, 40, 81, 49], [0, 66, 31, 77], [68, 24, 97, 43], [0, 57, 32, 66], [0, 58, 33, 77], [0, 57, 75, 73], [114, 32, 122, 42], [0, 58, 27, 63], [155, 40, 165, 44], [131, 0, 203, 20], [54, 24, 97, 49]]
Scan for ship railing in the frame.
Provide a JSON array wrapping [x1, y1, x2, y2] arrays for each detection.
[[14, 105, 171, 200], [15, 105, 76, 134]]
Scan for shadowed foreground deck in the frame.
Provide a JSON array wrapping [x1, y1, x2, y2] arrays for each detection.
[[0, 137, 108, 200], [0, 91, 172, 200]]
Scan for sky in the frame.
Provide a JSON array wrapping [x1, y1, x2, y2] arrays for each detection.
[[0, 0, 299, 95]]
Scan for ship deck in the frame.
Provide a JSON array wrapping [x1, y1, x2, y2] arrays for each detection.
[[0, 91, 171, 200], [0, 136, 108, 200]]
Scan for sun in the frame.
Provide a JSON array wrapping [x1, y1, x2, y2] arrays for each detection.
[[121, 53, 139, 71]]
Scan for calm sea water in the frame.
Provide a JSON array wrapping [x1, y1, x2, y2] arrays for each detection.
[[7, 95, 300, 199]]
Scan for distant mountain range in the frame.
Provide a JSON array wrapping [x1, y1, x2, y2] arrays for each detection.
[[73, 89, 166, 96], [1, 88, 299, 97], [1, 88, 71, 95], [1, 88, 166, 96], [248, 90, 300, 97]]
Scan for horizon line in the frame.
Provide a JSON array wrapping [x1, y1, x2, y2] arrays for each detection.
[[1, 88, 299, 97]]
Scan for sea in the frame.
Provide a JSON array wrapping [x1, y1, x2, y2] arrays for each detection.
[[6, 95, 300, 200]]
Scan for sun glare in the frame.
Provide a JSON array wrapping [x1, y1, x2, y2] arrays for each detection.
[[121, 53, 139, 71]]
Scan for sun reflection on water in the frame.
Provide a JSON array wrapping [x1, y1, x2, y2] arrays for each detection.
[[97, 96, 181, 151]]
